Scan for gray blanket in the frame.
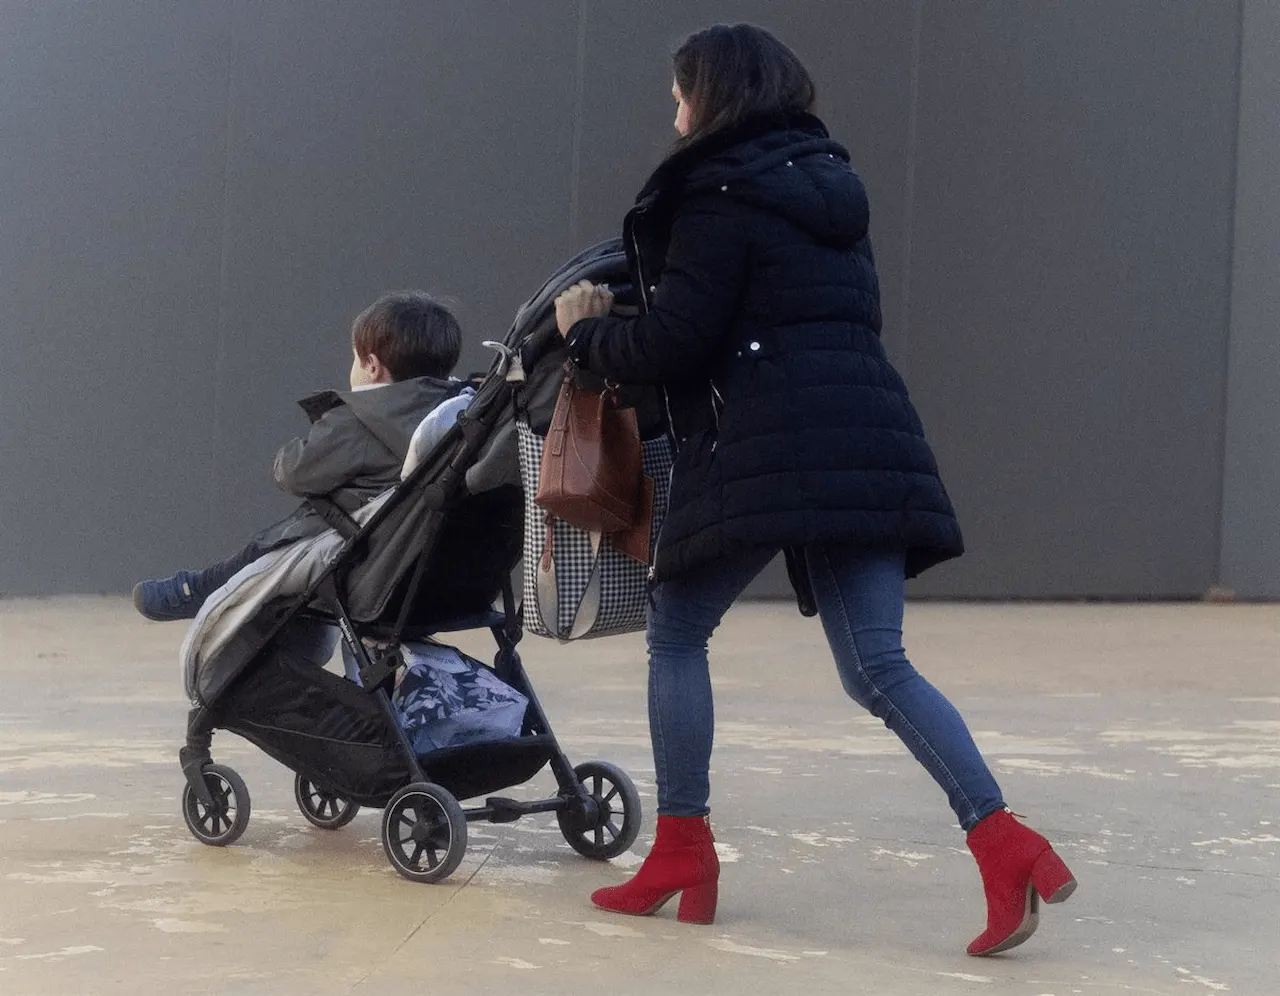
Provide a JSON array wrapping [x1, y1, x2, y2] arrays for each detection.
[[181, 389, 489, 705]]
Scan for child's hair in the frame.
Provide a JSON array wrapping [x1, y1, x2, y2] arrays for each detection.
[[352, 292, 462, 381]]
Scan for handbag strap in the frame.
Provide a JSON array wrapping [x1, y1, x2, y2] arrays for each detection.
[[569, 531, 605, 640], [535, 516, 605, 640]]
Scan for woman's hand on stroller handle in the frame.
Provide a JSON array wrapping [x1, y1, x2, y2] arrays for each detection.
[[555, 280, 615, 337]]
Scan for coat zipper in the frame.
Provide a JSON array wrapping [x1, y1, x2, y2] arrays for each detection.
[[648, 461, 675, 587], [631, 208, 674, 584], [709, 380, 723, 452], [629, 208, 678, 441]]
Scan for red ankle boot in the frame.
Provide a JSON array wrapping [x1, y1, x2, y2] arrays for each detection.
[[966, 809, 1077, 956], [591, 814, 719, 924]]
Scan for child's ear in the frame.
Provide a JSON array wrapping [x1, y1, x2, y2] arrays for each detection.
[[364, 352, 393, 383]]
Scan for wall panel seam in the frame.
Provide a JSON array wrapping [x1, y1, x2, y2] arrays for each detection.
[[1213, 0, 1248, 592], [205, 0, 241, 561], [895, 0, 925, 361]]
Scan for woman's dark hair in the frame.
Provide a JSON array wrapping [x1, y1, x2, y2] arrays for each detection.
[[352, 291, 462, 381], [673, 23, 816, 145]]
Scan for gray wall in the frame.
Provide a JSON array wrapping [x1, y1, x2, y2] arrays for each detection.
[[0, 1, 1269, 599], [1221, 0, 1280, 599]]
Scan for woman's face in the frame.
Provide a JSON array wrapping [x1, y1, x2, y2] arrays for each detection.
[[672, 78, 693, 137]]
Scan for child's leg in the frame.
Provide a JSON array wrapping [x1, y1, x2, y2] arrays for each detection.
[[275, 619, 340, 669], [132, 540, 266, 621]]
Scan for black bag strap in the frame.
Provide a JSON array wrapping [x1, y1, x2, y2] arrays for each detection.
[[388, 540, 436, 644], [306, 496, 361, 541], [783, 546, 818, 618]]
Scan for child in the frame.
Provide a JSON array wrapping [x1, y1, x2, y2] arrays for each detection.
[[134, 291, 465, 621]]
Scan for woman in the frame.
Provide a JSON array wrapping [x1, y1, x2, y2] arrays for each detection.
[[555, 24, 1075, 956]]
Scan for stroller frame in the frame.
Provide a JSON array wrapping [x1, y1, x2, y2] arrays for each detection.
[[177, 278, 643, 880]]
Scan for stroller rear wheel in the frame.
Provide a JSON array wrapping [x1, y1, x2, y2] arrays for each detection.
[[381, 782, 467, 883], [557, 761, 641, 860], [294, 774, 360, 830], [182, 763, 250, 846]]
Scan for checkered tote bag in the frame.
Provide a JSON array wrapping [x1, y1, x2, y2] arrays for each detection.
[[516, 419, 672, 640]]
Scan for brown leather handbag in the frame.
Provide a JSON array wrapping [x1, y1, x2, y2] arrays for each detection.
[[535, 364, 644, 536]]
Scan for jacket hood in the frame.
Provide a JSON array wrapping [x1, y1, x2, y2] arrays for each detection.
[[300, 376, 463, 458], [640, 113, 870, 249]]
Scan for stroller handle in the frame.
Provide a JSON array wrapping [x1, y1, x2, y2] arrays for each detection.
[[604, 281, 636, 305]]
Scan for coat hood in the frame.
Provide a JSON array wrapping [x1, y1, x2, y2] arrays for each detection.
[[640, 113, 870, 250], [299, 376, 463, 458]]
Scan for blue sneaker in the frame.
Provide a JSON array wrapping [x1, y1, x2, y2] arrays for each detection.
[[132, 571, 205, 621]]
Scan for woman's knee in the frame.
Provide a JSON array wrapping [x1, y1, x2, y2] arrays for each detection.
[[837, 667, 881, 714], [647, 600, 719, 659], [647, 633, 712, 678], [836, 641, 918, 710]]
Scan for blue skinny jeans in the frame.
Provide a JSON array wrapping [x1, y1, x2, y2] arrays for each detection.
[[646, 544, 1005, 831]]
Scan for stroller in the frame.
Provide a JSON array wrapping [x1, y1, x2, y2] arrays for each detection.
[[178, 241, 648, 883]]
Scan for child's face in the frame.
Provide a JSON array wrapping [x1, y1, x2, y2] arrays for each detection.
[[349, 347, 387, 389]]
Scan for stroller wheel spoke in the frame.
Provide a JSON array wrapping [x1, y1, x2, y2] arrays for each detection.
[[294, 776, 359, 830], [183, 764, 251, 847], [557, 762, 640, 862], [381, 784, 466, 883]]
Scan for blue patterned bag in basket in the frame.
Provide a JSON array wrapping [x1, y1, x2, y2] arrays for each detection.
[[393, 642, 528, 754]]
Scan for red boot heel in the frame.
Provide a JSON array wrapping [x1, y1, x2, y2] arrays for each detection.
[[677, 880, 718, 924], [1031, 849, 1077, 904]]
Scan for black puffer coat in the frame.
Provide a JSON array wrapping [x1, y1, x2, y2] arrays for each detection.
[[567, 113, 963, 582]]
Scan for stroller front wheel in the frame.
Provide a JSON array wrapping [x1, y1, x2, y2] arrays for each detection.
[[557, 760, 641, 860], [182, 763, 250, 846], [294, 774, 360, 830], [381, 782, 467, 883]]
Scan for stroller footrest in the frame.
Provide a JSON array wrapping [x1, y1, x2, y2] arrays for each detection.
[[473, 795, 565, 824], [482, 797, 526, 823]]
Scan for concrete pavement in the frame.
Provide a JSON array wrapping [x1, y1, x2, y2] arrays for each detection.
[[1, 597, 1277, 995]]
